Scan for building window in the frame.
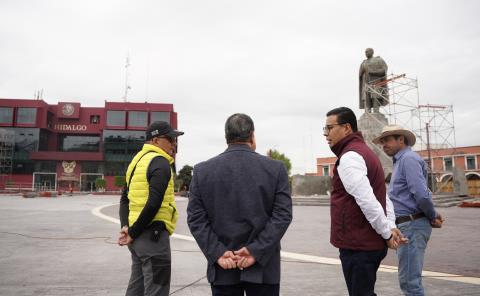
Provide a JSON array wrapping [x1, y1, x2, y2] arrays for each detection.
[[151, 111, 170, 123], [106, 111, 126, 127], [423, 158, 433, 170], [34, 161, 56, 172], [16, 107, 37, 125], [58, 135, 100, 152], [444, 157, 453, 171], [105, 162, 128, 176], [103, 130, 145, 143], [323, 166, 329, 176], [466, 155, 476, 170], [47, 112, 54, 128], [13, 128, 40, 153], [12, 161, 34, 174], [128, 111, 148, 128], [39, 130, 49, 151], [90, 115, 100, 124], [0, 107, 14, 125], [103, 130, 144, 162], [82, 161, 103, 173]]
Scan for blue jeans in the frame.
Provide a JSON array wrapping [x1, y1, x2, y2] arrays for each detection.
[[396, 217, 432, 296]]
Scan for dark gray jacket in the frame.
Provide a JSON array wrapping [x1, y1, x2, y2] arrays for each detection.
[[187, 144, 292, 285]]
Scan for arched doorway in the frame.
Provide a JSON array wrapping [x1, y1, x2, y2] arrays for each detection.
[[466, 173, 480, 197], [437, 174, 453, 193]]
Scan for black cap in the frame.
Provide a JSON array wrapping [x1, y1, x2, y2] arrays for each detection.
[[146, 121, 184, 141]]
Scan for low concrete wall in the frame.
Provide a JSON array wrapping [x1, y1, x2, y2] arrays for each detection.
[[292, 174, 331, 196]]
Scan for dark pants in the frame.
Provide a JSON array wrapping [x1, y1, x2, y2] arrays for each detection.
[[339, 248, 387, 296], [211, 282, 279, 296], [126, 228, 171, 296]]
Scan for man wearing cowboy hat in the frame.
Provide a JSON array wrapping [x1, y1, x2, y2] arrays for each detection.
[[374, 125, 444, 296]]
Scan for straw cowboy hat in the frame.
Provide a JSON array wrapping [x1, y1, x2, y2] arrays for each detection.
[[373, 124, 416, 146]]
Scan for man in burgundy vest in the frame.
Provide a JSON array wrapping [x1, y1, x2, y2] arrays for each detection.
[[324, 107, 405, 296]]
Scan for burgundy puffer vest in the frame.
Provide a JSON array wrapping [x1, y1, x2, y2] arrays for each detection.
[[330, 132, 387, 251]]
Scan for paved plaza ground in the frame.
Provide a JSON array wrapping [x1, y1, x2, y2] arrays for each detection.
[[0, 194, 479, 295]]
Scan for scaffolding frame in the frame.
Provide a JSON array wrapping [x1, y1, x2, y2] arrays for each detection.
[[365, 74, 457, 193], [0, 129, 14, 175]]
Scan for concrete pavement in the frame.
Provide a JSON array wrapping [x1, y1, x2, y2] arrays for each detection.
[[0, 194, 479, 295]]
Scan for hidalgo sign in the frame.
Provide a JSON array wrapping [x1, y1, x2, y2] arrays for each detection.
[[54, 124, 88, 131]]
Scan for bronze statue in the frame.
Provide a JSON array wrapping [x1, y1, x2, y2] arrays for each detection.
[[359, 48, 389, 113]]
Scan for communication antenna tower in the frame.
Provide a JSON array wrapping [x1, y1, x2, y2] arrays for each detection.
[[123, 55, 131, 102]]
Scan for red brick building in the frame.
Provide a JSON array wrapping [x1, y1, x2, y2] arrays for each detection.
[[0, 98, 179, 192], [315, 156, 337, 178], [417, 146, 480, 196], [315, 146, 480, 196]]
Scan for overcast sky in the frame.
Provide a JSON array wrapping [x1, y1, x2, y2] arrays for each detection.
[[1, 0, 479, 174]]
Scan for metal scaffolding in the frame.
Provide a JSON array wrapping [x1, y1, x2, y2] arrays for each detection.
[[365, 73, 457, 151], [365, 74, 457, 192], [0, 129, 14, 175], [416, 104, 456, 151]]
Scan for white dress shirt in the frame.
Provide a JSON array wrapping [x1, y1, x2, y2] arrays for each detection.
[[337, 151, 396, 240]]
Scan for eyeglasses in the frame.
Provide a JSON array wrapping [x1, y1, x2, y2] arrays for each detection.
[[323, 123, 345, 135]]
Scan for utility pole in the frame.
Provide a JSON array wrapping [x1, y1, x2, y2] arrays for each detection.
[[123, 55, 131, 102], [425, 122, 435, 190]]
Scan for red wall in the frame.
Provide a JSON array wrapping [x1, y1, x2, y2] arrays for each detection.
[[1, 174, 34, 190], [104, 175, 123, 192]]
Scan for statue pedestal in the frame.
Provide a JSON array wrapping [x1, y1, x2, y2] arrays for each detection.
[[357, 112, 393, 178], [452, 167, 469, 196]]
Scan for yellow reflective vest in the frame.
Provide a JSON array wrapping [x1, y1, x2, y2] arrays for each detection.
[[125, 144, 178, 235]]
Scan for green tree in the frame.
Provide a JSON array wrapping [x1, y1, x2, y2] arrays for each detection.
[[267, 149, 292, 176], [95, 178, 106, 192], [114, 176, 126, 188], [176, 165, 193, 191]]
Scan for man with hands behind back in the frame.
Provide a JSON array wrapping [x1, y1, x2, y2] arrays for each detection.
[[118, 121, 184, 296], [187, 113, 292, 296]]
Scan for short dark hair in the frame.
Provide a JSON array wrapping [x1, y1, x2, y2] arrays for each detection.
[[393, 134, 409, 146], [326, 107, 358, 132], [225, 113, 255, 144]]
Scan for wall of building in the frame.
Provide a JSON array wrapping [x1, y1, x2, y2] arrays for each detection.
[[292, 174, 331, 196], [315, 156, 337, 177], [0, 98, 179, 192], [315, 145, 480, 197]]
